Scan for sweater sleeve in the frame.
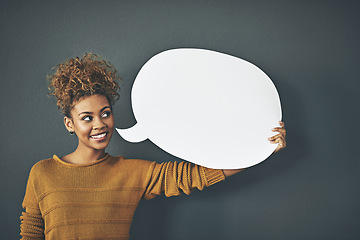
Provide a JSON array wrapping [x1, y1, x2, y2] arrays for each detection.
[[142, 161, 225, 200], [20, 167, 45, 239]]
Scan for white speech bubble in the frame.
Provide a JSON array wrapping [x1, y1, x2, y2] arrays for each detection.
[[116, 48, 282, 169]]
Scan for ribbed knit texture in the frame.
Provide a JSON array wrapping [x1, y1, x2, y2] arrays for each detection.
[[20, 154, 225, 239]]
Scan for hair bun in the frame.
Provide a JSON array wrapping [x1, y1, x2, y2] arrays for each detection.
[[47, 53, 121, 117]]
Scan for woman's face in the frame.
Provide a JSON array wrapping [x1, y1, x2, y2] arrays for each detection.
[[65, 94, 114, 151]]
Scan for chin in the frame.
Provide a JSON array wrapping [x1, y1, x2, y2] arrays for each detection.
[[93, 141, 111, 150]]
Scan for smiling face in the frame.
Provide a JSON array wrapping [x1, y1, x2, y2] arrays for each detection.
[[64, 94, 114, 152]]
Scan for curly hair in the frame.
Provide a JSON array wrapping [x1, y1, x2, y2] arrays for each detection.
[[47, 53, 121, 117]]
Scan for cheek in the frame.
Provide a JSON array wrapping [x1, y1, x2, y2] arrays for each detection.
[[77, 123, 92, 135], [107, 116, 115, 129]]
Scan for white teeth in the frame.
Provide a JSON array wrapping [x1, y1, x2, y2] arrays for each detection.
[[91, 133, 106, 139]]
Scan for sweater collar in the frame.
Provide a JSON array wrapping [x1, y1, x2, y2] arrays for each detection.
[[52, 153, 110, 167]]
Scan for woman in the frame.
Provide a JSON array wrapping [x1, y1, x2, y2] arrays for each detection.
[[20, 53, 286, 239]]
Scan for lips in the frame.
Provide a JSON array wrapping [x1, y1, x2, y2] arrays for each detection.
[[90, 132, 108, 140]]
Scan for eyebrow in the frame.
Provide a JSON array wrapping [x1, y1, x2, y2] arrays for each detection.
[[78, 106, 111, 116]]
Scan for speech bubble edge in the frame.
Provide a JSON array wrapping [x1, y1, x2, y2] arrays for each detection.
[[116, 48, 283, 169]]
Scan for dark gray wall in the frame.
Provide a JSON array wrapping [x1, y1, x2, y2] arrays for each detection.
[[1, 0, 359, 239]]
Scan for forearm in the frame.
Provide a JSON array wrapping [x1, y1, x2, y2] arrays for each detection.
[[222, 169, 244, 177], [20, 208, 45, 239]]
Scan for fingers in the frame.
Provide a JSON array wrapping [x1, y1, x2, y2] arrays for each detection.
[[272, 127, 286, 134], [272, 121, 286, 137], [269, 121, 287, 153], [271, 135, 286, 152], [268, 133, 282, 141], [271, 135, 285, 145], [274, 143, 282, 153], [269, 134, 285, 144]]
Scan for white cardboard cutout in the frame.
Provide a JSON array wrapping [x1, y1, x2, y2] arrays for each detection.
[[116, 48, 282, 169]]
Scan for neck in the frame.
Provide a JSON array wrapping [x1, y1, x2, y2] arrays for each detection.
[[64, 146, 107, 165]]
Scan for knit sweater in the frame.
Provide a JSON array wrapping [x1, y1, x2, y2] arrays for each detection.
[[20, 154, 225, 239]]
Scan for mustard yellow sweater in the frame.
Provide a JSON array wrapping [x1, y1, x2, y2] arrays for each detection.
[[20, 154, 225, 239]]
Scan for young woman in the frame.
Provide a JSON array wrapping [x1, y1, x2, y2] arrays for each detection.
[[20, 53, 286, 239]]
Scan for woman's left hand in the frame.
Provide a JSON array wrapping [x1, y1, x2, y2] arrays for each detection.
[[268, 121, 287, 153]]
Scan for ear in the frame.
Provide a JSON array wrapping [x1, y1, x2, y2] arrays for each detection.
[[64, 116, 74, 133]]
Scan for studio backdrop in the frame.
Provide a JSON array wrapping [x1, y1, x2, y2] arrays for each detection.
[[0, 1, 359, 239]]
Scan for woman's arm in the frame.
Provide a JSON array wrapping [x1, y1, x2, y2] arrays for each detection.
[[222, 121, 287, 178], [20, 208, 44, 239], [142, 160, 225, 199], [20, 167, 45, 239]]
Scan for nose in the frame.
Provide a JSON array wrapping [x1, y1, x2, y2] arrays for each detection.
[[93, 117, 107, 130]]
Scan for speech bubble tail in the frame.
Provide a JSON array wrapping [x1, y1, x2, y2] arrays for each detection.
[[116, 123, 148, 143]]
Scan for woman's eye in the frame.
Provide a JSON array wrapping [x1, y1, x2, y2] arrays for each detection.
[[82, 116, 92, 121], [102, 111, 111, 118]]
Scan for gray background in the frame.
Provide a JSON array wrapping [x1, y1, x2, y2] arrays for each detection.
[[1, 0, 359, 239]]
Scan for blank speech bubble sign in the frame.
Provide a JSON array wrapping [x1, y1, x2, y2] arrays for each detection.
[[116, 48, 282, 169]]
